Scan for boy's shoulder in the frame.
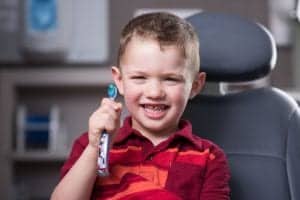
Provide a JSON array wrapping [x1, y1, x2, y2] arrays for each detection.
[[191, 133, 227, 156], [73, 132, 89, 147]]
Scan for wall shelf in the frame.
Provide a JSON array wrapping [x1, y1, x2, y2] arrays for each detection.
[[12, 152, 68, 162], [0, 66, 113, 199]]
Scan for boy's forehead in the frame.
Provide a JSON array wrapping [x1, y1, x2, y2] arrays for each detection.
[[121, 64, 185, 72], [118, 37, 198, 76], [127, 36, 184, 54], [120, 37, 185, 63]]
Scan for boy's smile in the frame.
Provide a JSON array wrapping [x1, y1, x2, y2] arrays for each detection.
[[142, 104, 170, 120], [112, 37, 205, 145]]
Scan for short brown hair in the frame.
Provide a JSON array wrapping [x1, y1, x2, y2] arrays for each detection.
[[117, 12, 200, 75]]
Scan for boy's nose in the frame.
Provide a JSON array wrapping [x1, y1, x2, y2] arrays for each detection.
[[145, 80, 165, 99]]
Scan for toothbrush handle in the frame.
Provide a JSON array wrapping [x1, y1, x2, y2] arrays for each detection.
[[97, 131, 110, 176], [97, 84, 117, 176]]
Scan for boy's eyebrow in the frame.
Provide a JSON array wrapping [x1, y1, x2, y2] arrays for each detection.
[[122, 65, 187, 78], [125, 70, 147, 75], [162, 73, 185, 79], [126, 69, 184, 77]]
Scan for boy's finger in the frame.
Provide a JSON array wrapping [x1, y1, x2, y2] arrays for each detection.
[[113, 102, 123, 111], [100, 98, 122, 111]]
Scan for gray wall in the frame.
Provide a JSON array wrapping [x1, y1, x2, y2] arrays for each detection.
[[0, 0, 294, 88]]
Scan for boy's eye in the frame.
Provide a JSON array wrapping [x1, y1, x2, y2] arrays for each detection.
[[166, 77, 178, 81], [131, 76, 145, 79], [130, 76, 146, 83], [164, 76, 184, 85], [165, 77, 181, 83]]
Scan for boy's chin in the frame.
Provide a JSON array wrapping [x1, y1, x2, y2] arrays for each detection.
[[133, 118, 178, 135]]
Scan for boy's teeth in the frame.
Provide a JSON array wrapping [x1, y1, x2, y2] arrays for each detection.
[[144, 105, 165, 111]]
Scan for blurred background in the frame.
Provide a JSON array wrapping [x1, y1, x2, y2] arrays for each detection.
[[0, 0, 300, 199]]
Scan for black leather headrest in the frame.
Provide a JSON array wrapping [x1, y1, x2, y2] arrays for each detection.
[[187, 12, 277, 82]]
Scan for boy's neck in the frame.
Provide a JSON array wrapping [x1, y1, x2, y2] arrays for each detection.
[[130, 118, 179, 146], [140, 129, 176, 146], [151, 135, 168, 146]]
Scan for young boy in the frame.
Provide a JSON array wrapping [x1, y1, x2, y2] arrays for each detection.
[[51, 12, 230, 200]]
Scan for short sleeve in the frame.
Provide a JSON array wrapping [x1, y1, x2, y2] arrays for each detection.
[[60, 132, 89, 178], [200, 141, 231, 200]]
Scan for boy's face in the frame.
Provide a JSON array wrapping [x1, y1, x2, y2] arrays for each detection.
[[112, 38, 205, 138]]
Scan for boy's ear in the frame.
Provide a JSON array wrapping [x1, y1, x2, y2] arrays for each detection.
[[111, 66, 124, 95], [189, 72, 206, 99]]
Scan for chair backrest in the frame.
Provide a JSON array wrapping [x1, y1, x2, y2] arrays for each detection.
[[184, 12, 300, 200]]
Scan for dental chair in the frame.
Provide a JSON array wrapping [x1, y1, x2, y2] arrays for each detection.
[[184, 12, 300, 200]]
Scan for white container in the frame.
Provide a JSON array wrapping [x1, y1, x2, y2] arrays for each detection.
[[20, 0, 72, 61]]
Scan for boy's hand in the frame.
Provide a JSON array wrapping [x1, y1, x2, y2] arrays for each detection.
[[88, 98, 122, 150]]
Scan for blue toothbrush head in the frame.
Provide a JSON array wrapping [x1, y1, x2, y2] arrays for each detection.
[[107, 83, 118, 100]]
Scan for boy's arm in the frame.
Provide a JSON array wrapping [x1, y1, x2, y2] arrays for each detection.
[[50, 140, 98, 200], [51, 98, 122, 200], [199, 143, 231, 200]]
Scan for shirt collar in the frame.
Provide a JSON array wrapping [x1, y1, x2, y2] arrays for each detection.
[[113, 116, 203, 149]]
